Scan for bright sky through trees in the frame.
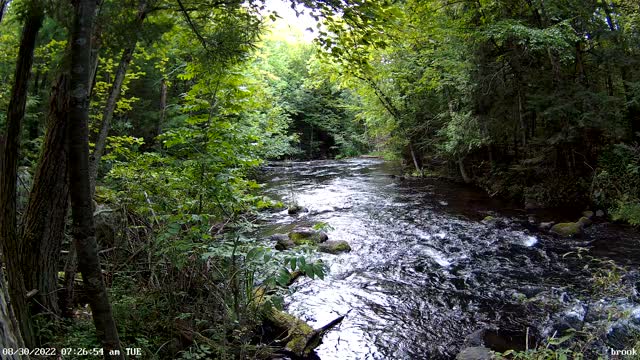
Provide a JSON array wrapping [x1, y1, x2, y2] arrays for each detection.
[[264, 0, 316, 43]]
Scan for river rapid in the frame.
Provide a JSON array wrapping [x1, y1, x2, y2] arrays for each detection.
[[252, 158, 640, 359]]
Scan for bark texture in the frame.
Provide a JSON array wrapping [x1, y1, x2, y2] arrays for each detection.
[[0, 267, 24, 359], [68, 0, 123, 356], [21, 74, 70, 316], [0, 4, 44, 348]]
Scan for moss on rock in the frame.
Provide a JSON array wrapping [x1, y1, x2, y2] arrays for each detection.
[[578, 216, 592, 227], [289, 227, 328, 245], [550, 222, 582, 237], [318, 240, 351, 254]]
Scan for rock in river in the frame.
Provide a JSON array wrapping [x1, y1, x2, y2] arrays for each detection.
[[288, 205, 309, 215], [578, 216, 592, 227], [550, 222, 583, 237], [538, 221, 555, 230], [289, 227, 328, 244], [318, 240, 352, 254], [271, 234, 295, 250]]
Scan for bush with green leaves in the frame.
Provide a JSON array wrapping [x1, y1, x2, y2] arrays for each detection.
[[595, 143, 640, 225]]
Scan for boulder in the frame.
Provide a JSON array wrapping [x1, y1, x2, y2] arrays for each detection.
[[269, 234, 289, 242], [318, 240, 352, 254], [271, 234, 294, 251], [288, 205, 308, 215], [482, 216, 507, 229], [538, 221, 555, 230], [550, 222, 582, 237], [289, 228, 328, 245], [577, 216, 592, 227], [595, 210, 605, 218], [456, 346, 494, 360]]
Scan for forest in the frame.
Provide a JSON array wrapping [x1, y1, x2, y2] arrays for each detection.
[[0, 0, 639, 359]]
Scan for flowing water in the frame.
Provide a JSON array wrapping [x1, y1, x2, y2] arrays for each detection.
[[253, 158, 640, 359]]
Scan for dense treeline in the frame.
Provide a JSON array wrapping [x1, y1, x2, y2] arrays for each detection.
[[316, 0, 640, 223], [0, 0, 638, 357]]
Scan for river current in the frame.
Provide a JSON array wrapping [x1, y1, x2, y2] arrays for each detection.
[[253, 158, 640, 359]]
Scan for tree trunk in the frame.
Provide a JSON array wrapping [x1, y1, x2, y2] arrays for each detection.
[[157, 77, 167, 137], [61, 246, 78, 318], [0, 267, 25, 359], [0, 4, 44, 348], [68, 0, 123, 356], [518, 88, 526, 147], [88, 1, 104, 98], [89, 0, 148, 197], [0, 0, 8, 24], [409, 142, 422, 176], [21, 74, 70, 317], [458, 157, 471, 184]]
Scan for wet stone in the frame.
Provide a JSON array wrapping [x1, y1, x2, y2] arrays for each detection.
[[578, 216, 592, 227], [318, 240, 352, 254], [289, 227, 328, 244], [538, 221, 554, 230], [550, 222, 583, 237], [288, 205, 309, 215], [275, 236, 295, 251]]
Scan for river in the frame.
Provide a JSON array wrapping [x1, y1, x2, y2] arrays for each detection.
[[253, 158, 640, 359]]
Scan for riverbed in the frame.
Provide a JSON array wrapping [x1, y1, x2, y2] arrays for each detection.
[[253, 158, 640, 359]]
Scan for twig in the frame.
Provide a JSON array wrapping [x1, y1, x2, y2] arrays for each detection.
[[98, 247, 116, 254], [26, 289, 38, 299]]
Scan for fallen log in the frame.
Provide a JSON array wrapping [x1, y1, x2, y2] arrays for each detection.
[[263, 307, 346, 358], [254, 285, 346, 358]]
